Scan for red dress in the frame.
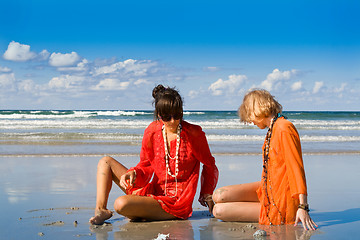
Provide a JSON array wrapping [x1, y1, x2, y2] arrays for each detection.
[[257, 118, 308, 225], [127, 120, 219, 219]]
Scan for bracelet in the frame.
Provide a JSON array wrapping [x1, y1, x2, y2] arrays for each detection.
[[298, 204, 310, 212]]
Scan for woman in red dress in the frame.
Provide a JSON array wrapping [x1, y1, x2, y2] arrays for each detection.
[[89, 85, 218, 224], [212, 89, 317, 230]]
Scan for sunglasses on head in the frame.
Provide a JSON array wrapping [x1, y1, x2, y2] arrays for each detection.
[[160, 113, 182, 122]]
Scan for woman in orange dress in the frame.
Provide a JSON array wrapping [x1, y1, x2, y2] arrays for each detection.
[[212, 89, 317, 230], [89, 84, 218, 224]]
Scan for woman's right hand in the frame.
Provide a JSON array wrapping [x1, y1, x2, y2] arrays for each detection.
[[120, 170, 136, 190], [199, 194, 214, 213]]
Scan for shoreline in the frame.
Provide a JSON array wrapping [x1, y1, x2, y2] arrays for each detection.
[[1, 151, 360, 158]]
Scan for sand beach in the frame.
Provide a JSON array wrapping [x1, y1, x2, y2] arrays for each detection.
[[1, 153, 359, 240], [1, 110, 359, 239]]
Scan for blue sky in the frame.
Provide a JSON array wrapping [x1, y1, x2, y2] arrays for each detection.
[[0, 0, 359, 110]]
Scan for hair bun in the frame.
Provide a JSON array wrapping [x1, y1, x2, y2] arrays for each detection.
[[152, 84, 166, 99]]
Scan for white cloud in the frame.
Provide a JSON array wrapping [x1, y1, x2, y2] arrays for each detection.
[[209, 74, 247, 96], [334, 83, 347, 93], [93, 59, 157, 77], [0, 73, 16, 89], [92, 78, 130, 90], [291, 81, 303, 91], [49, 52, 81, 67], [204, 66, 220, 72], [134, 79, 149, 85], [18, 79, 36, 92], [0, 66, 12, 73], [313, 81, 324, 94], [48, 75, 86, 89], [3, 41, 37, 62], [57, 59, 89, 72], [37, 50, 50, 61], [261, 68, 299, 91], [42, 58, 175, 94], [188, 90, 199, 98]]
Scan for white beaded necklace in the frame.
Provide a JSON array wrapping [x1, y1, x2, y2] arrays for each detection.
[[162, 123, 181, 197]]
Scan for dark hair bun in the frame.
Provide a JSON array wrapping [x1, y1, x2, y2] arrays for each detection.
[[152, 84, 166, 99]]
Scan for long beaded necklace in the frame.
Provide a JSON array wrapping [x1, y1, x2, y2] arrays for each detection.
[[162, 123, 181, 197], [262, 113, 286, 225]]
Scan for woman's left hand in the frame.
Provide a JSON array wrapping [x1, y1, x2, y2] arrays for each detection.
[[294, 209, 318, 230], [199, 194, 214, 213]]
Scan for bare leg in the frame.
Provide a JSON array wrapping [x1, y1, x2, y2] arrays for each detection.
[[213, 181, 261, 222], [89, 156, 128, 224], [213, 181, 260, 203], [114, 195, 178, 221], [213, 202, 260, 222]]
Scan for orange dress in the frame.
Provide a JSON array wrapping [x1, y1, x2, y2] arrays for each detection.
[[257, 118, 307, 225], [127, 120, 219, 219]]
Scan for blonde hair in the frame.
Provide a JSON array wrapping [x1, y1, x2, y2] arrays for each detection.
[[238, 89, 282, 123]]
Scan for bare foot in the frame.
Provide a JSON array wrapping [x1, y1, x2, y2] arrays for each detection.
[[89, 209, 113, 225]]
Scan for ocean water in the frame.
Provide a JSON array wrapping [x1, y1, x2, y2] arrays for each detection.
[[0, 110, 359, 156]]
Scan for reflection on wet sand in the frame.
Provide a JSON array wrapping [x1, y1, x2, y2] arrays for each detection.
[[89, 210, 318, 240], [259, 225, 318, 240], [90, 219, 194, 240], [199, 218, 318, 240], [6, 155, 359, 239]]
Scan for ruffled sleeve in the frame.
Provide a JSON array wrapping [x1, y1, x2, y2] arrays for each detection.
[[187, 124, 218, 195], [128, 123, 156, 188], [279, 120, 307, 198]]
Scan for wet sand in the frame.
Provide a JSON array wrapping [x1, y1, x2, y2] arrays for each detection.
[[1, 154, 359, 239]]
